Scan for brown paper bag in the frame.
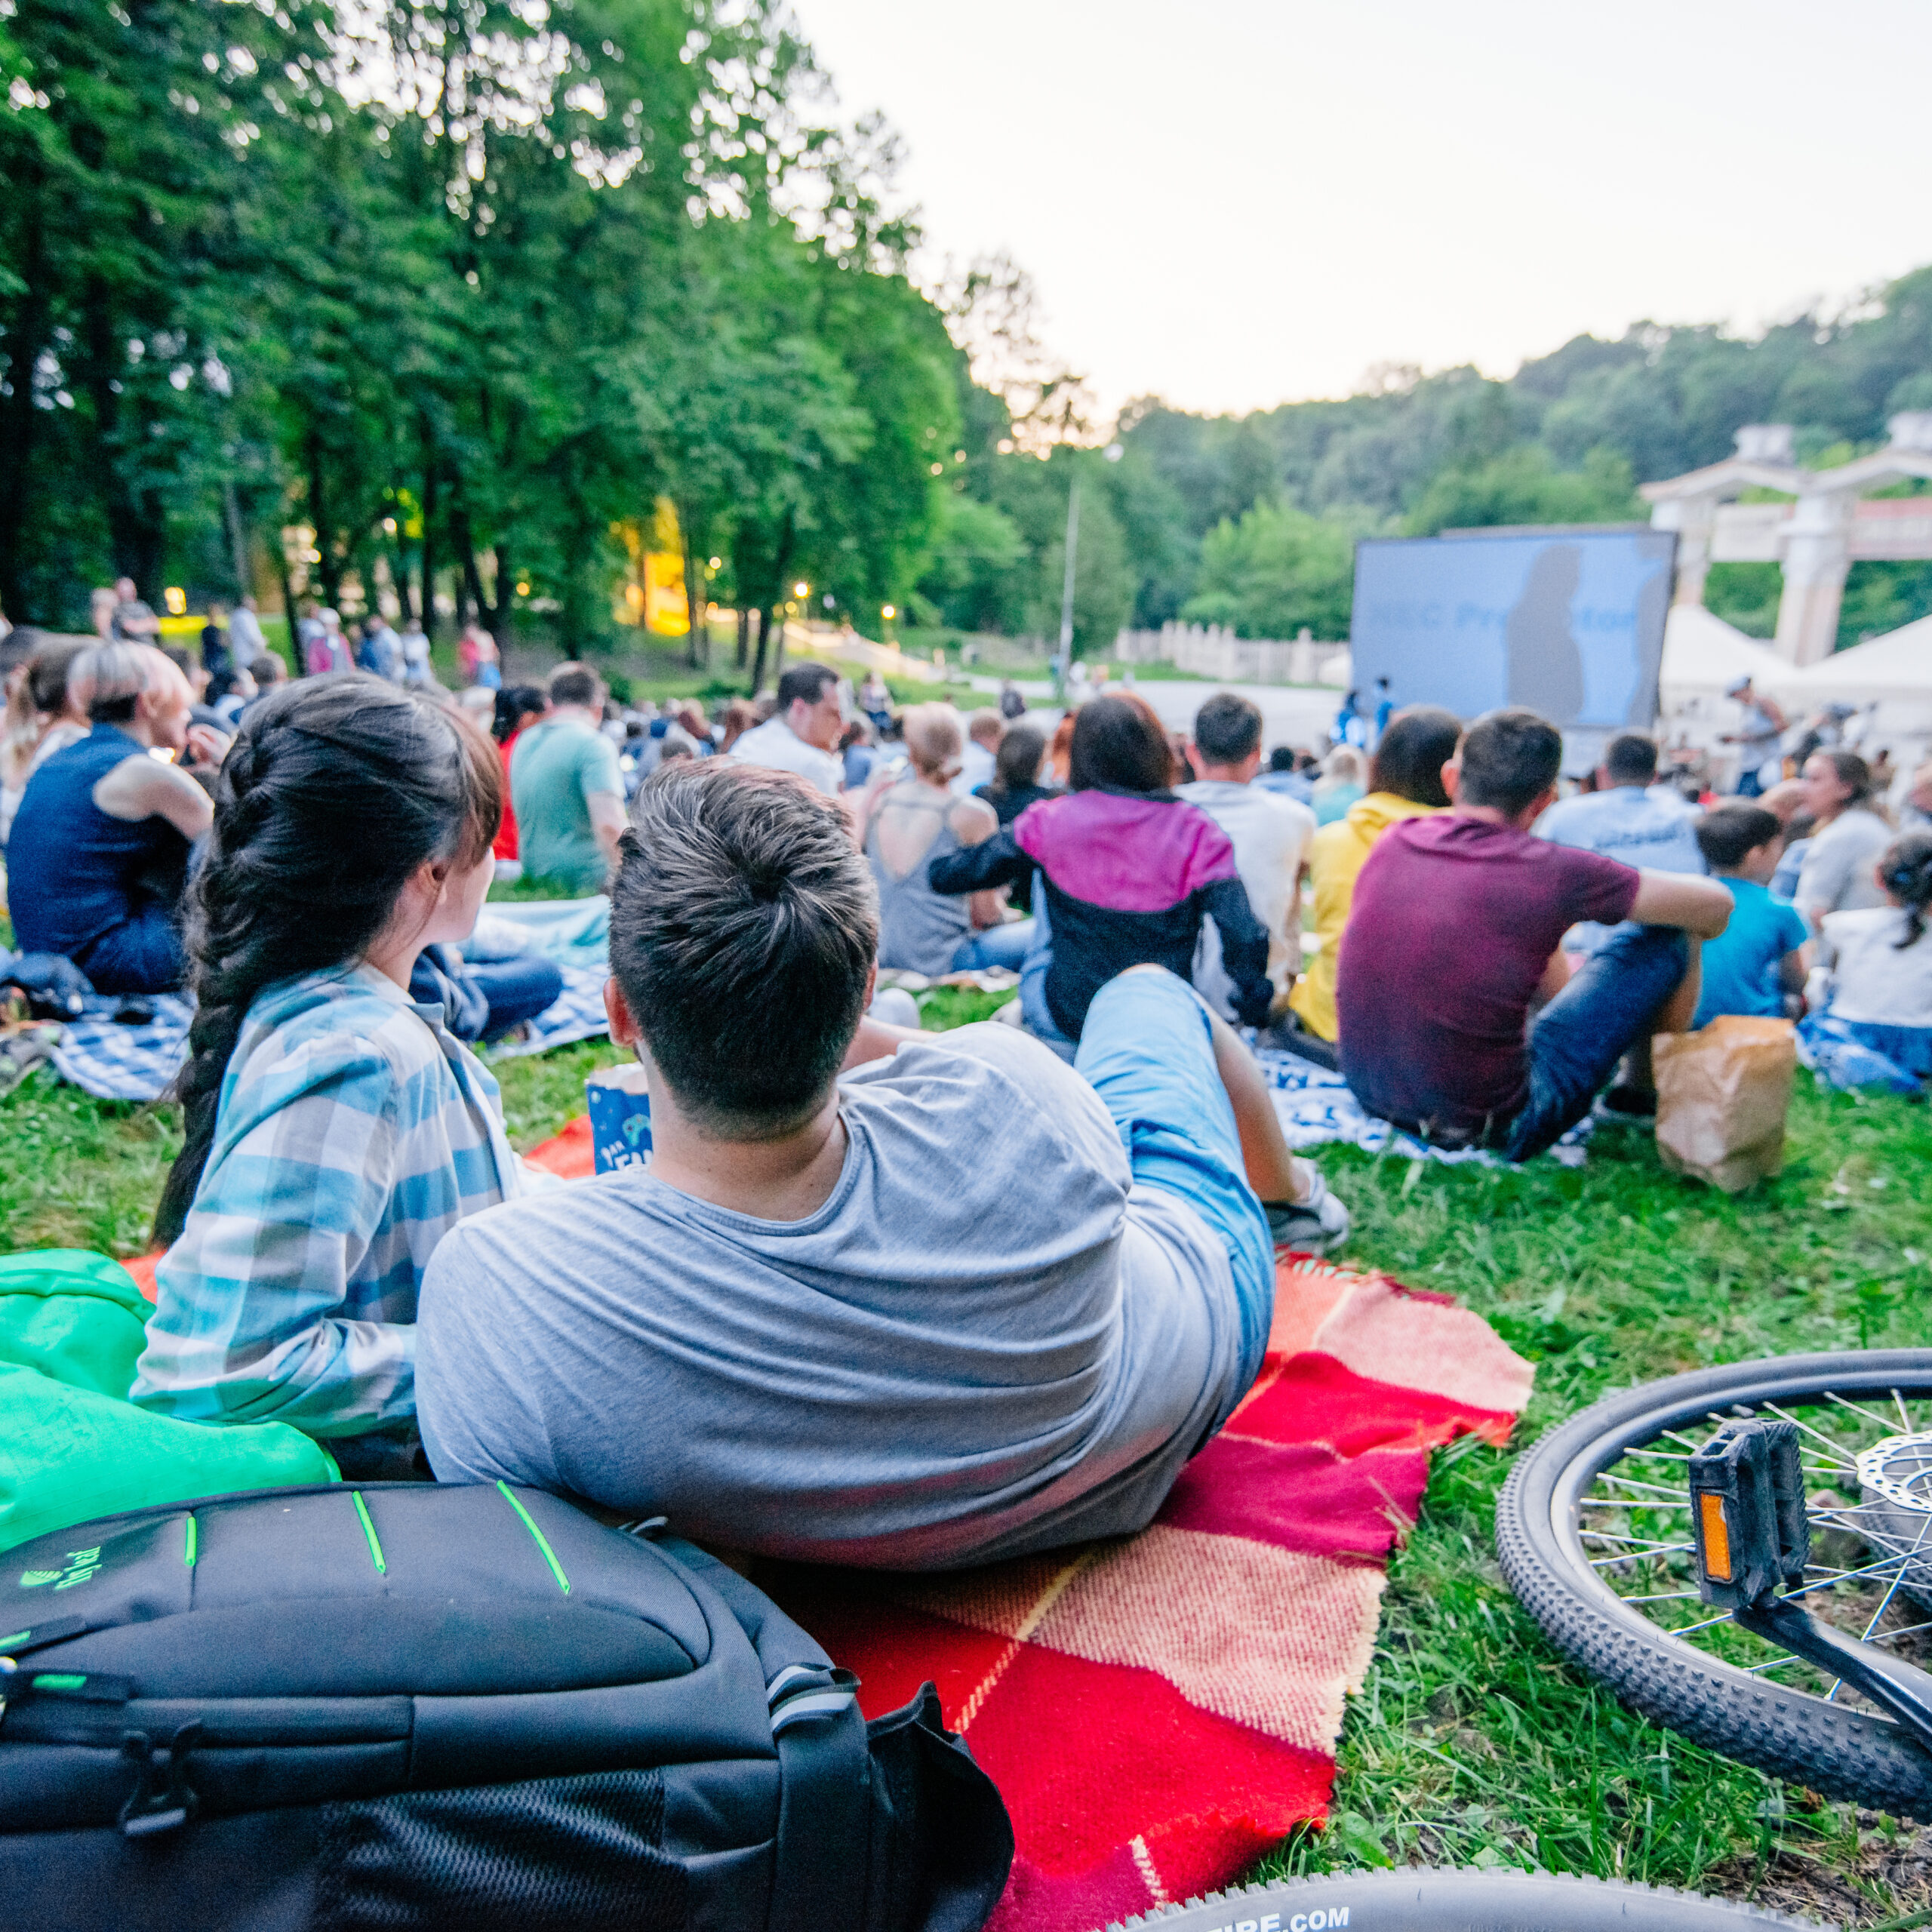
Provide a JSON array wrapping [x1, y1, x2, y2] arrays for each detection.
[[1653, 1016, 1797, 1193]]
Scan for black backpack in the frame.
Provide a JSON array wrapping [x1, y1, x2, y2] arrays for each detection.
[[0, 1482, 1012, 1930]]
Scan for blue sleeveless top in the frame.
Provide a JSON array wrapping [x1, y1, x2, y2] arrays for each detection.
[[7, 724, 192, 961]]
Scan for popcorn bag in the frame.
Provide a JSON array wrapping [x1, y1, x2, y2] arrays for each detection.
[[1653, 1015, 1797, 1195], [585, 1063, 653, 1174]]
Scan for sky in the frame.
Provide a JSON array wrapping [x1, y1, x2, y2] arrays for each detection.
[[792, 0, 1932, 419]]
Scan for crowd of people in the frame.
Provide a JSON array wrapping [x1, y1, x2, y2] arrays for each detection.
[[3, 603, 1931, 1571]]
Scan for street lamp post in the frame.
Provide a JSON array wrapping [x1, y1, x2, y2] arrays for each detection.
[[1056, 442, 1124, 697]]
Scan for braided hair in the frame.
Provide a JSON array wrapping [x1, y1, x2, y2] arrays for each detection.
[[154, 677, 503, 1245], [1880, 829, 1932, 951]]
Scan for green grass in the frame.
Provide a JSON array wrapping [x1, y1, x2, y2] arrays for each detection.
[[2, 970, 1929, 1918]]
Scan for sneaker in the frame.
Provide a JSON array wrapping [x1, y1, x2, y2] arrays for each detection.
[[1264, 1165, 1352, 1256], [1591, 1084, 1657, 1128]]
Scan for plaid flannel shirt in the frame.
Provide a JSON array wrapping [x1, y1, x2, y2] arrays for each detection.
[[131, 963, 528, 1436]]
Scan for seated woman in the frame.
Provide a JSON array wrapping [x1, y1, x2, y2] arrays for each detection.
[[973, 720, 1056, 915], [2, 635, 91, 847], [5, 643, 217, 991], [1801, 829, 1932, 1090], [931, 694, 1275, 1042], [860, 703, 1032, 975], [131, 676, 537, 1476]]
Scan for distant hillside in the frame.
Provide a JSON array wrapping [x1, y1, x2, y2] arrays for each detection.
[[920, 266, 1932, 651]]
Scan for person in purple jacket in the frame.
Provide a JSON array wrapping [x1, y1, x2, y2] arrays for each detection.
[[930, 694, 1275, 1041]]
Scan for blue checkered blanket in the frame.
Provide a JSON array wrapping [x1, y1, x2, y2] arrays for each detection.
[[51, 995, 195, 1103], [1256, 1047, 1590, 1166]]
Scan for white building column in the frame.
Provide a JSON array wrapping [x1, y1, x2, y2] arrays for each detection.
[[1650, 496, 1716, 606], [1774, 489, 1854, 666]]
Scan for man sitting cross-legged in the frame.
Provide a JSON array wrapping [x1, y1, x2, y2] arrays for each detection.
[[416, 761, 1333, 1571], [1337, 707, 1733, 1158]]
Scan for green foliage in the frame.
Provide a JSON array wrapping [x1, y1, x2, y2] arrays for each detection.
[[0, 0, 961, 648], [1256, 1078, 1932, 1914], [1404, 445, 1642, 537], [1705, 561, 1783, 639], [1183, 500, 1358, 640]]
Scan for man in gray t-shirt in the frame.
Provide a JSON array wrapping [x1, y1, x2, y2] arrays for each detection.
[[417, 762, 1339, 1570]]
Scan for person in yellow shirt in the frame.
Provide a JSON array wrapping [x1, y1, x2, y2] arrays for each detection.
[[1286, 706, 1463, 1057]]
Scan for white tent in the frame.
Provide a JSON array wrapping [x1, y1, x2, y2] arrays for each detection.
[[1765, 617, 1932, 702], [1657, 604, 1782, 698]]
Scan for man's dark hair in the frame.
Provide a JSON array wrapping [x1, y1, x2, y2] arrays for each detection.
[[1268, 746, 1296, 774], [1456, 708, 1563, 817], [1192, 691, 1263, 767], [1696, 804, 1783, 872], [548, 662, 604, 709], [1604, 731, 1659, 786], [1069, 693, 1174, 792], [611, 763, 878, 1137], [777, 661, 839, 712], [1368, 705, 1459, 807]]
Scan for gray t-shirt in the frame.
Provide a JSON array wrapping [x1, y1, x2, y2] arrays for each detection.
[[416, 1023, 1244, 1571], [1795, 809, 1892, 919]]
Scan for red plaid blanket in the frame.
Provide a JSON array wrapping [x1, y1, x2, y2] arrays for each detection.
[[522, 1119, 1533, 1931]]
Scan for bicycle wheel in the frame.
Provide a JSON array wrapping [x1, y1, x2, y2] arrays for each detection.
[[1099, 1866, 1820, 1928], [1497, 1349, 1932, 1816]]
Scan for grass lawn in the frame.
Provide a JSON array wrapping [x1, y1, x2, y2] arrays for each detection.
[[2, 977, 1929, 1921]]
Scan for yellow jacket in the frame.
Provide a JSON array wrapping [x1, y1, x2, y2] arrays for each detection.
[[1287, 791, 1444, 1041]]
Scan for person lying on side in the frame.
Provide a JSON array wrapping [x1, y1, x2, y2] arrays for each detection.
[[131, 678, 539, 1478], [416, 761, 1343, 1571]]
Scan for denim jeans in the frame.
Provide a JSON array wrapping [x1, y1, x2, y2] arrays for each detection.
[[949, 918, 1035, 974], [1500, 923, 1690, 1160]]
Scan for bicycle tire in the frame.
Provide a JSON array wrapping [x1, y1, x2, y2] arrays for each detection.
[[1098, 1866, 1826, 1929], [1497, 1349, 1932, 1817]]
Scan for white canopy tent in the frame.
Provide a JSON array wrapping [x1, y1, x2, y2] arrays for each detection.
[[1657, 603, 1783, 699], [1766, 620, 1932, 779]]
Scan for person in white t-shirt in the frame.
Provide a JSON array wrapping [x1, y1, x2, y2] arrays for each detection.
[[954, 709, 1003, 796], [1180, 691, 1315, 1020], [725, 661, 845, 796]]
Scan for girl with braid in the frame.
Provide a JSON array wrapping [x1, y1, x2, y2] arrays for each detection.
[[131, 677, 538, 1476]]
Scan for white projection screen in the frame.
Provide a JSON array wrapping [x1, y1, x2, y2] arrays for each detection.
[[1349, 528, 1678, 771]]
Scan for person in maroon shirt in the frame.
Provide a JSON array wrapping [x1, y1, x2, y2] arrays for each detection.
[[1337, 708, 1732, 1158]]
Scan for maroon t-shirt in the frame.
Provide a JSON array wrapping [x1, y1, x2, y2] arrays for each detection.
[[1336, 814, 1641, 1132]]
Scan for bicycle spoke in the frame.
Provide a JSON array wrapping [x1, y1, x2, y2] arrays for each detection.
[[1824, 1389, 1907, 1435], [1758, 1401, 1870, 1466], [1895, 1389, 1915, 1436]]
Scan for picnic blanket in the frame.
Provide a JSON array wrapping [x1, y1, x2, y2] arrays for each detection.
[[1255, 1044, 1592, 1167], [523, 1118, 1534, 1930], [45, 900, 616, 1098]]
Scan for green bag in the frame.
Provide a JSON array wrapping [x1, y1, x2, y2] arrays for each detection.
[[0, 1249, 337, 1552]]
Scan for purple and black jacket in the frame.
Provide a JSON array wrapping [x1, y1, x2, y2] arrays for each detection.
[[929, 786, 1274, 1038]]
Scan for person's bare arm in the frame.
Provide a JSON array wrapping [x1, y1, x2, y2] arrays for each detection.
[[92, 755, 214, 841], [1778, 941, 1811, 994], [586, 789, 627, 869], [1627, 869, 1734, 939], [949, 796, 1005, 928], [840, 1015, 927, 1070]]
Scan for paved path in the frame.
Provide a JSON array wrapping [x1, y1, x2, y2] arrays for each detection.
[[965, 676, 1344, 755]]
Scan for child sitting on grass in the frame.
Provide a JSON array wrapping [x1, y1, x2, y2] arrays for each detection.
[[1801, 829, 1932, 1091], [131, 676, 536, 1477], [1691, 804, 1810, 1028]]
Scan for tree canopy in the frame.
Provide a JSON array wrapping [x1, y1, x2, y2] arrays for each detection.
[[0, 0, 961, 656]]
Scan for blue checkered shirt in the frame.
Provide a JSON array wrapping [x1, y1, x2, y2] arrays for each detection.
[[131, 963, 531, 1435]]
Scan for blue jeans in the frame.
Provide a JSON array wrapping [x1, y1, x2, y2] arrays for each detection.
[[1075, 970, 1275, 1411], [1501, 923, 1689, 1160], [468, 956, 565, 1039], [75, 909, 186, 995], [950, 918, 1035, 974]]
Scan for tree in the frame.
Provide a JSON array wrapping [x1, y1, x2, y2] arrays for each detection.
[[1404, 445, 1641, 537], [1183, 501, 1357, 641]]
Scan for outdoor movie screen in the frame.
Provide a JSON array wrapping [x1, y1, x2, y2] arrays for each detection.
[[1349, 528, 1678, 758]]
